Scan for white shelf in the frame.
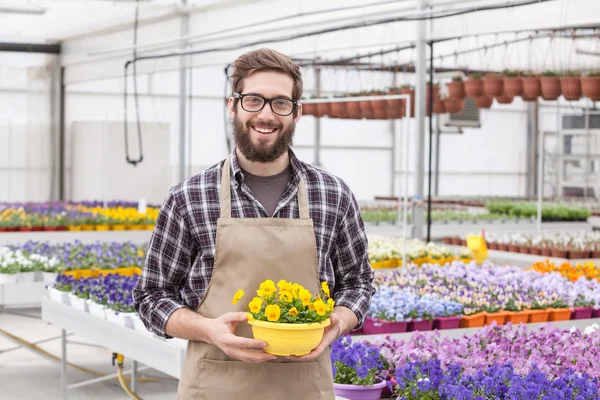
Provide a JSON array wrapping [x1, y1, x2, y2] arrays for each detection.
[[0, 230, 152, 245], [355, 318, 600, 342], [41, 297, 186, 379], [0, 281, 49, 308]]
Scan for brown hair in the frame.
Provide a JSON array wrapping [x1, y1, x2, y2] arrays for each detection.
[[231, 48, 303, 112]]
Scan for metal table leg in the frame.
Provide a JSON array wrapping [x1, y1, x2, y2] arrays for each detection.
[[131, 360, 138, 393], [61, 329, 67, 400]]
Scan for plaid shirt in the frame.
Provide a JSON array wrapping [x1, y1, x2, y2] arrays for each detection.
[[133, 148, 374, 338]]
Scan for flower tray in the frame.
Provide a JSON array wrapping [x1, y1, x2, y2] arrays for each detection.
[[548, 308, 572, 321], [528, 309, 549, 323], [408, 319, 433, 332], [433, 316, 460, 330], [571, 307, 593, 320], [333, 381, 387, 400], [363, 317, 409, 335], [485, 312, 508, 326], [459, 312, 486, 328], [247, 319, 330, 356], [592, 309, 600, 318], [505, 310, 530, 325]]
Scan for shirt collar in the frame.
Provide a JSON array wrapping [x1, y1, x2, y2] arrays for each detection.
[[229, 147, 303, 186]]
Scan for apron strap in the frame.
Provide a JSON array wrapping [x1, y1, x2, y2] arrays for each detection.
[[220, 155, 310, 219], [220, 158, 232, 218]]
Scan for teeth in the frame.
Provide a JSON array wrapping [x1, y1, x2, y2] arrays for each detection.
[[254, 126, 275, 134]]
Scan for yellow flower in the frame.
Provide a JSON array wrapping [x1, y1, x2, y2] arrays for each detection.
[[321, 281, 330, 297], [308, 302, 316, 311], [327, 298, 335, 310], [288, 307, 299, 317], [259, 280, 276, 297], [314, 299, 328, 316], [277, 280, 292, 292], [292, 283, 305, 298], [279, 291, 293, 303], [299, 289, 313, 306], [232, 289, 244, 305], [249, 297, 263, 313], [246, 312, 254, 321], [265, 304, 281, 322]]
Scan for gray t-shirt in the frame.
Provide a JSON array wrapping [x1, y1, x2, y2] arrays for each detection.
[[241, 166, 292, 217]]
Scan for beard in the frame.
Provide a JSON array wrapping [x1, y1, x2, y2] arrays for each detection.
[[232, 112, 295, 163]]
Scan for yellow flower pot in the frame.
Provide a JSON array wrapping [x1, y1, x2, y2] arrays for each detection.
[[111, 224, 126, 231], [145, 224, 155, 230], [68, 225, 81, 231], [247, 319, 330, 356], [95, 224, 110, 231], [81, 224, 94, 231]]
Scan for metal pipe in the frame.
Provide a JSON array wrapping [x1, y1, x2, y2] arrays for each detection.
[[179, 0, 189, 183], [59, 67, 65, 201], [61, 329, 67, 400], [536, 101, 544, 233], [426, 39, 434, 243], [314, 63, 322, 167], [401, 95, 412, 268]]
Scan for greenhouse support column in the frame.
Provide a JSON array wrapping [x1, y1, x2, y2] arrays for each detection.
[[527, 101, 539, 197], [536, 102, 544, 233], [426, 40, 434, 243], [178, 0, 189, 183], [413, 0, 428, 239], [314, 64, 322, 167]]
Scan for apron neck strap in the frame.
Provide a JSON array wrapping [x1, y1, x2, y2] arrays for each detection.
[[220, 156, 311, 219]]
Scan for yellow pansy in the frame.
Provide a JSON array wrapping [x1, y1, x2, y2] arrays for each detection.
[[314, 299, 328, 316], [299, 289, 313, 306], [308, 302, 316, 311], [265, 304, 281, 322], [279, 291, 293, 303], [232, 289, 244, 305], [292, 283, 305, 298], [246, 312, 254, 321], [259, 280, 276, 297], [249, 297, 263, 313], [321, 281, 330, 297], [288, 307, 299, 317], [277, 280, 292, 292], [327, 298, 335, 310]]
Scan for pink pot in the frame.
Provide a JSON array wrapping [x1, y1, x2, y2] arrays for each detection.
[[433, 316, 461, 330], [592, 309, 600, 318], [408, 319, 434, 332], [333, 381, 387, 400], [362, 317, 409, 335], [571, 307, 593, 320]]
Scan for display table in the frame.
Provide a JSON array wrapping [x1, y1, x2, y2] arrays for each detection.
[[0, 281, 49, 309], [41, 297, 186, 400], [0, 229, 152, 245]]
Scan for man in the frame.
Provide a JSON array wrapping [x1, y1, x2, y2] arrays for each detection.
[[133, 48, 374, 400]]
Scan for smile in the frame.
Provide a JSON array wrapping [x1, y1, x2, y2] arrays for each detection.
[[252, 126, 277, 135]]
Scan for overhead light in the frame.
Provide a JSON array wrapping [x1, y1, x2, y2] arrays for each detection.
[[0, 2, 46, 15]]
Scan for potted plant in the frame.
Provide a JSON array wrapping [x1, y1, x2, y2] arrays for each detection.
[[581, 72, 600, 101], [503, 69, 524, 97], [0, 247, 20, 284], [504, 296, 530, 324], [522, 71, 541, 100], [49, 274, 76, 305], [547, 298, 572, 321], [560, 71, 582, 101], [540, 71, 562, 100], [528, 297, 550, 323], [475, 95, 493, 109], [330, 336, 387, 400], [571, 295, 594, 320], [447, 75, 466, 99], [241, 279, 333, 356], [464, 72, 484, 97], [432, 300, 463, 330], [399, 85, 415, 118], [483, 73, 504, 97], [300, 97, 316, 116]]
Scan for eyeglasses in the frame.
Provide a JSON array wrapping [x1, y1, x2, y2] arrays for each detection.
[[233, 92, 298, 116]]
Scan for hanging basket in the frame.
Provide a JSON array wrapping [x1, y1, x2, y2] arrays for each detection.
[[301, 102, 316, 116], [315, 101, 331, 118], [475, 95, 493, 109], [464, 78, 484, 97], [358, 97, 374, 119], [522, 77, 541, 99], [581, 76, 600, 101], [371, 92, 389, 119], [503, 77, 524, 97], [540, 76, 561, 101], [483, 74, 504, 97], [447, 80, 466, 99], [346, 100, 362, 119], [400, 87, 415, 117], [560, 77, 582, 101], [433, 98, 446, 114], [495, 93, 514, 104], [444, 98, 465, 113], [386, 90, 404, 119], [426, 85, 440, 116]]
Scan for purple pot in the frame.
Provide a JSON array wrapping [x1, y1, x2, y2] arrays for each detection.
[[433, 316, 461, 330], [571, 307, 594, 320], [349, 327, 365, 336], [408, 319, 434, 332], [592, 309, 600, 318], [333, 381, 387, 400], [362, 317, 409, 335]]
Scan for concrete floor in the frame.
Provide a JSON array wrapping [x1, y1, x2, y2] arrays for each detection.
[[0, 309, 178, 400]]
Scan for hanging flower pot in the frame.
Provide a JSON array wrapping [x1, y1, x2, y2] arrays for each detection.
[[370, 91, 389, 119], [495, 93, 514, 104], [329, 98, 348, 119], [433, 97, 446, 114], [358, 92, 374, 119], [503, 70, 524, 97], [560, 74, 582, 101], [540, 72, 561, 100], [475, 95, 493, 109], [483, 73, 504, 97], [522, 75, 541, 99], [386, 88, 404, 119], [447, 76, 466, 99], [346, 96, 363, 119], [301, 100, 316, 116], [444, 97, 465, 113], [315, 100, 331, 118], [581, 73, 600, 101], [426, 84, 440, 116], [400, 86, 415, 117], [464, 73, 484, 97]]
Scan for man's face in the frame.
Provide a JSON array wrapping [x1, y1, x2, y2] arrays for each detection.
[[229, 70, 302, 163]]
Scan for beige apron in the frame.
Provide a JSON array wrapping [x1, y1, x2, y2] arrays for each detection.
[[177, 158, 335, 400]]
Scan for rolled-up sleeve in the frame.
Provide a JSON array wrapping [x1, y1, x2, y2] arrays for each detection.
[[133, 188, 193, 338], [332, 191, 374, 329]]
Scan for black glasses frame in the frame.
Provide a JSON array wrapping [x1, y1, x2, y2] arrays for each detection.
[[233, 92, 298, 116]]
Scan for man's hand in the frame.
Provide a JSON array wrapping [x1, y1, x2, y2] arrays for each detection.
[[205, 312, 277, 363], [285, 313, 343, 361]]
